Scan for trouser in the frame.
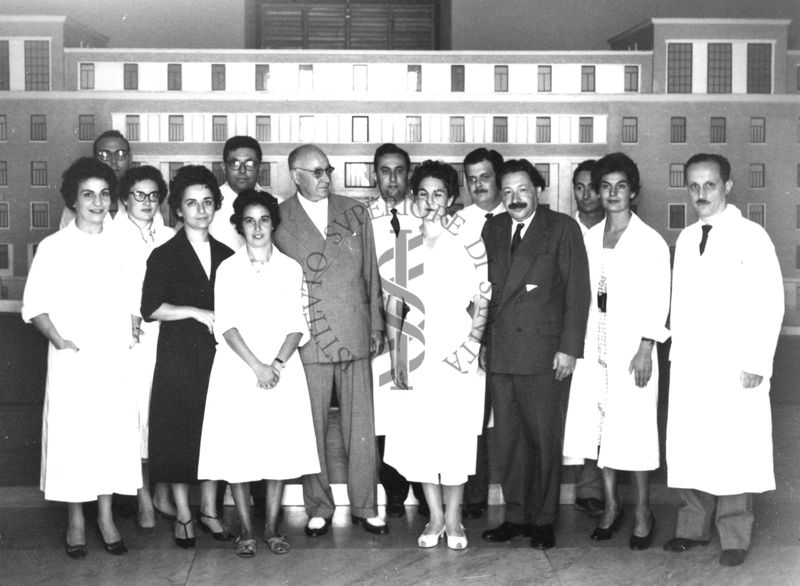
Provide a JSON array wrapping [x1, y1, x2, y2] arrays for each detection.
[[302, 359, 379, 519], [489, 371, 568, 526], [377, 436, 426, 505], [576, 459, 603, 501], [464, 377, 491, 504], [675, 489, 753, 550]]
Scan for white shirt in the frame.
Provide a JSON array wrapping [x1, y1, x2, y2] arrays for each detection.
[[511, 212, 534, 243], [297, 193, 330, 238]]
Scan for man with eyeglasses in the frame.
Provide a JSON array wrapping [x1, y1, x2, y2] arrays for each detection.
[[209, 135, 272, 250], [663, 153, 783, 567], [445, 147, 506, 521], [366, 143, 429, 520], [273, 144, 387, 538], [59, 130, 131, 229]]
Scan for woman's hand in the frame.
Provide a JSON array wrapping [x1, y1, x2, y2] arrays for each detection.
[[55, 338, 79, 352], [628, 344, 653, 388], [129, 326, 144, 349], [192, 308, 215, 334], [253, 362, 280, 389], [392, 361, 409, 390]]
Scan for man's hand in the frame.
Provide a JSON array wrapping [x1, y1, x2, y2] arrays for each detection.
[[552, 352, 577, 381], [740, 371, 763, 388], [392, 362, 409, 390], [370, 331, 384, 358], [478, 344, 487, 371], [253, 362, 280, 389]]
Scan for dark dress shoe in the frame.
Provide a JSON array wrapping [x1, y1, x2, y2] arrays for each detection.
[[96, 526, 128, 555], [574, 497, 604, 517], [590, 510, 625, 541], [629, 517, 656, 550], [351, 515, 390, 535], [719, 548, 748, 566], [530, 524, 556, 550], [482, 521, 532, 542], [662, 537, 710, 552], [386, 502, 406, 518], [64, 540, 88, 560], [463, 501, 488, 520], [304, 517, 332, 537]]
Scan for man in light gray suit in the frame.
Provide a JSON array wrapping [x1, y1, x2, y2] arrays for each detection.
[[273, 144, 387, 537]]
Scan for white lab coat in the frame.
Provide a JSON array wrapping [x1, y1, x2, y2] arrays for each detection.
[[22, 222, 142, 501], [667, 204, 783, 495], [563, 213, 671, 471]]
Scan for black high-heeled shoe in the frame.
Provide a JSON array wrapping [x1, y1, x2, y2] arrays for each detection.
[[96, 525, 128, 555], [199, 511, 233, 541], [590, 509, 625, 541], [174, 518, 196, 549], [629, 516, 656, 550], [64, 539, 88, 560]]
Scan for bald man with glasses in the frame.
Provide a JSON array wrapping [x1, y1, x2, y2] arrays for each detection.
[[273, 143, 387, 538]]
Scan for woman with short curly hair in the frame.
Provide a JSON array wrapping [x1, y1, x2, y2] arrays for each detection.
[[23, 157, 141, 559]]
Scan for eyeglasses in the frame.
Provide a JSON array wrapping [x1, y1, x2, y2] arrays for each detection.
[[294, 166, 335, 179], [96, 149, 129, 163], [226, 160, 259, 172], [130, 191, 161, 203]]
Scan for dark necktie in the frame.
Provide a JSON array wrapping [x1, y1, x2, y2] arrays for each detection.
[[511, 223, 523, 257], [699, 224, 712, 255], [390, 209, 400, 238], [485, 212, 494, 220]]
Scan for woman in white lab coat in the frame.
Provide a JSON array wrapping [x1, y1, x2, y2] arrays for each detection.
[[22, 158, 141, 559], [563, 153, 670, 550]]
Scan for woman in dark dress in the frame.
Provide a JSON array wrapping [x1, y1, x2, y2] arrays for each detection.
[[141, 165, 234, 548]]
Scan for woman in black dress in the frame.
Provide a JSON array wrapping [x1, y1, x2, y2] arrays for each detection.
[[141, 165, 234, 548]]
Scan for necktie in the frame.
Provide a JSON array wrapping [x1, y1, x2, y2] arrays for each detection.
[[699, 224, 712, 255], [390, 209, 400, 238], [485, 212, 494, 220], [511, 223, 523, 257]]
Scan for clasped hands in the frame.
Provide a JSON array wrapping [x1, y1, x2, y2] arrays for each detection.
[[254, 362, 281, 390]]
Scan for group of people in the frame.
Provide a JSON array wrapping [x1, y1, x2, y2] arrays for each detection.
[[21, 129, 783, 569]]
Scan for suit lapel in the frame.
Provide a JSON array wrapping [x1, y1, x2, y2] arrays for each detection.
[[282, 196, 326, 260], [501, 209, 552, 305], [321, 194, 353, 265]]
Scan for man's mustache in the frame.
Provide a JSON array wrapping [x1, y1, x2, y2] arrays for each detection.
[[508, 202, 527, 210]]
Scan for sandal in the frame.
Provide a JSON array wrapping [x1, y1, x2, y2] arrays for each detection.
[[264, 533, 291, 554], [199, 511, 233, 541], [234, 536, 256, 558]]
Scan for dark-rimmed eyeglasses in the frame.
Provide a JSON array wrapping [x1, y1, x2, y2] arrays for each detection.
[[96, 149, 129, 163], [130, 191, 160, 202], [227, 160, 259, 172], [294, 166, 334, 179]]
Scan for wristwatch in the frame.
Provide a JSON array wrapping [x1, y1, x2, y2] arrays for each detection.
[[273, 357, 286, 369]]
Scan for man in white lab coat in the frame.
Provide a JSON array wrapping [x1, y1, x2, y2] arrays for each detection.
[[663, 153, 784, 567]]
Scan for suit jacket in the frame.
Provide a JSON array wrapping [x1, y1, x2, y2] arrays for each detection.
[[482, 208, 590, 375], [273, 193, 384, 364]]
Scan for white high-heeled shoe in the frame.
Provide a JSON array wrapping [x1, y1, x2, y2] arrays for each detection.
[[417, 523, 445, 548], [446, 524, 468, 550]]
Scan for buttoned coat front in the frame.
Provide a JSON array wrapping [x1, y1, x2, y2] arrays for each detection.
[[482, 208, 591, 375], [273, 193, 384, 363]]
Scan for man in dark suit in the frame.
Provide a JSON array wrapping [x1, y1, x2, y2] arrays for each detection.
[[480, 159, 590, 550], [273, 144, 387, 537]]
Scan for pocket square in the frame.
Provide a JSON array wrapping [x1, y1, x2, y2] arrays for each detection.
[[526, 284, 538, 292]]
